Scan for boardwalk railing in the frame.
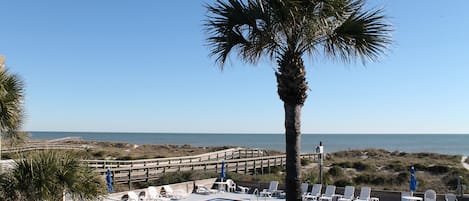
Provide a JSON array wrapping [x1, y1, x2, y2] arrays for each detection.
[[96, 153, 318, 185], [83, 147, 267, 169], [1, 144, 86, 154], [2, 137, 85, 154]]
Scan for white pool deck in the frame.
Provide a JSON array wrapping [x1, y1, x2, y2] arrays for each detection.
[[101, 191, 286, 201]]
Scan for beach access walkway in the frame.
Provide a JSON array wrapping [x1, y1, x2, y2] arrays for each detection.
[[462, 156, 469, 171], [90, 148, 317, 187], [1, 137, 86, 153]]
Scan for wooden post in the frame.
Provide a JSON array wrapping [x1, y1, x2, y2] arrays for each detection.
[[268, 159, 271, 174], [244, 161, 248, 175], [145, 168, 149, 182], [261, 159, 264, 175], [128, 169, 132, 190], [253, 160, 256, 175]]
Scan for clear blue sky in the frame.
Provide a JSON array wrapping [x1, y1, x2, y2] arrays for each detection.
[[1, 0, 468, 134]]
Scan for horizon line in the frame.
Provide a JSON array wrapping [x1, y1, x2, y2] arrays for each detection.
[[28, 130, 469, 135]]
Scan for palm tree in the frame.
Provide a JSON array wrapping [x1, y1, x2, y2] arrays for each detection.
[[0, 63, 25, 161], [0, 151, 106, 201], [204, 0, 392, 200]]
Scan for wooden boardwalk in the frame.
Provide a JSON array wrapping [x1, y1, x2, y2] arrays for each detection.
[[1, 137, 86, 154], [83, 147, 266, 169], [2, 141, 320, 187], [93, 152, 318, 185], [1, 143, 86, 153]]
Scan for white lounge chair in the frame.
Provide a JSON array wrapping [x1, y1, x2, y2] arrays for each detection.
[[148, 186, 170, 201], [260, 181, 279, 197], [445, 194, 458, 201], [401, 192, 411, 201], [338, 186, 355, 201], [196, 184, 217, 195], [319, 185, 336, 201], [162, 185, 186, 199], [238, 185, 250, 194], [301, 183, 309, 196], [226, 179, 236, 192], [303, 184, 322, 200], [120, 191, 139, 201], [354, 187, 371, 201], [138, 191, 146, 200], [424, 190, 436, 201]]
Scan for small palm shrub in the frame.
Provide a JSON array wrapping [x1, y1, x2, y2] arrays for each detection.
[[0, 151, 106, 201]]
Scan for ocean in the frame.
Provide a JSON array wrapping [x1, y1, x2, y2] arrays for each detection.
[[29, 132, 469, 156]]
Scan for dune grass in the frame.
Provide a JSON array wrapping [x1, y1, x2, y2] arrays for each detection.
[[317, 149, 467, 193]]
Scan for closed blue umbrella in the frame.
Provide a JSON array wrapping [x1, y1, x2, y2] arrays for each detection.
[[106, 168, 113, 193], [410, 166, 417, 196], [220, 160, 226, 182]]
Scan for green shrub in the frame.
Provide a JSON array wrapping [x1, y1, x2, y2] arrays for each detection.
[[302, 171, 317, 183], [371, 176, 386, 185], [0, 151, 106, 201], [156, 170, 218, 185], [427, 165, 450, 175], [116, 155, 134, 160], [387, 162, 405, 172], [397, 172, 410, 183], [328, 166, 343, 177], [334, 179, 353, 187], [262, 166, 284, 174], [411, 164, 427, 171], [334, 161, 353, 168], [443, 169, 469, 190], [354, 174, 373, 184], [301, 158, 312, 166], [353, 162, 371, 171], [91, 150, 106, 158]]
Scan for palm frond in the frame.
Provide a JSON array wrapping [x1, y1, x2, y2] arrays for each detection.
[[323, 4, 393, 63], [4, 151, 106, 200], [0, 69, 24, 134], [204, 0, 279, 67]]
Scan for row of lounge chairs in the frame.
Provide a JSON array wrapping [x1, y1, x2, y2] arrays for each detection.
[[121, 185, 187, 201], [302, 184, 375, 201], [402, 190, 459, 201], [256, 181, 374, 201]]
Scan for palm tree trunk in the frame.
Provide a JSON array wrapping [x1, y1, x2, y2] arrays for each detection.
[[276, 50, 308, 201], [284, 103, 302, 201]]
